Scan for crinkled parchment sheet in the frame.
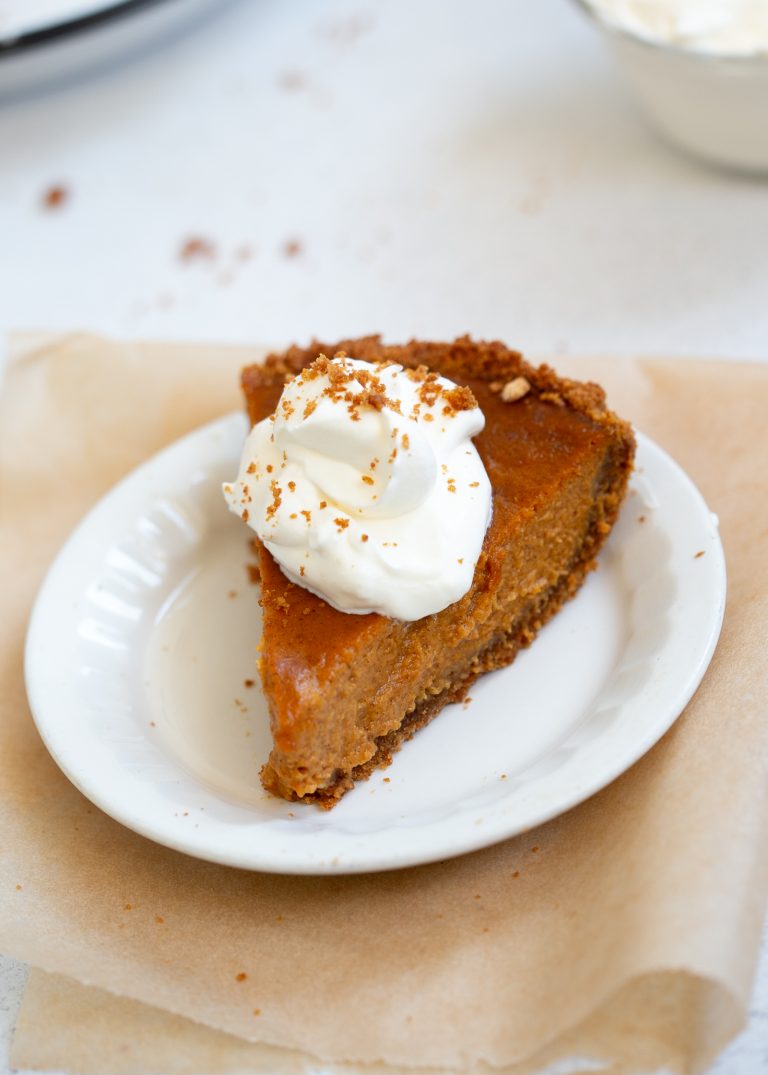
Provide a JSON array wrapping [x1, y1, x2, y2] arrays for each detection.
[[1, 335, 767, 1075]]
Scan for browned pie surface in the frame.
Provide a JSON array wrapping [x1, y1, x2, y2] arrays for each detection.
[[241, 337, 635, 807]]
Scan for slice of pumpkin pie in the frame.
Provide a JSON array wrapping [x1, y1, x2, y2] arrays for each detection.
[[224, 336, 635, 808]]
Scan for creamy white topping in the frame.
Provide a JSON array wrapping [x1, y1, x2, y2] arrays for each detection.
[[223, 355, 492, 620], [587, 0, 768, 54]]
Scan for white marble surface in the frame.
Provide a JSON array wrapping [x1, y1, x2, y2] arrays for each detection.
[[0, 0, 766, 1071]]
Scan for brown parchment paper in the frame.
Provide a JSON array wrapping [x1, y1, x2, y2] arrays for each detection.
[[11, 967, 746, 1075], [2, 335, 768, 1074]]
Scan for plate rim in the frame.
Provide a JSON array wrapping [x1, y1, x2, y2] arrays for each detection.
[[0, 0, 181, 56], [24, 414, 727, 875]]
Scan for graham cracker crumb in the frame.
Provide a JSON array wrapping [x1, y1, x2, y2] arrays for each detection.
[[277, 69, 305, 91], [41, 184, 69, 210], [500, 377, 530, 403], [179, 236, 216, 262], [441, 384, 477, 414], [266, 480, 282, 520]]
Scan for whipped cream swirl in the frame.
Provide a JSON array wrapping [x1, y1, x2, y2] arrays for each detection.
[[223, 355, 492, 620]]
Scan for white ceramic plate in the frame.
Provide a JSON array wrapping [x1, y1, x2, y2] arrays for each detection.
[[25, 414, 726, 875]]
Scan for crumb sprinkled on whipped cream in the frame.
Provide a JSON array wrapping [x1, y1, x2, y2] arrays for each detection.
[[223, 355, 492, 620]]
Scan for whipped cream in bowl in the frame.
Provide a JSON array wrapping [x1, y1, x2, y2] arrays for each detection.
[[582, 0, 768, 55], [223, 354, 492, 621], [573, 0, 768, 172]]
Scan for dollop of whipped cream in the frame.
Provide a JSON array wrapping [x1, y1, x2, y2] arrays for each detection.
[[223, 354, 492, 620], [587, 0, 768, 55]]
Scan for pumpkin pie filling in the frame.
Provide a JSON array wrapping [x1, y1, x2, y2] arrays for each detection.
[[235, 336, 635, 808]]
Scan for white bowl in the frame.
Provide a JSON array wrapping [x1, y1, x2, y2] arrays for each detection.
[[572, 0, 768, 173]]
